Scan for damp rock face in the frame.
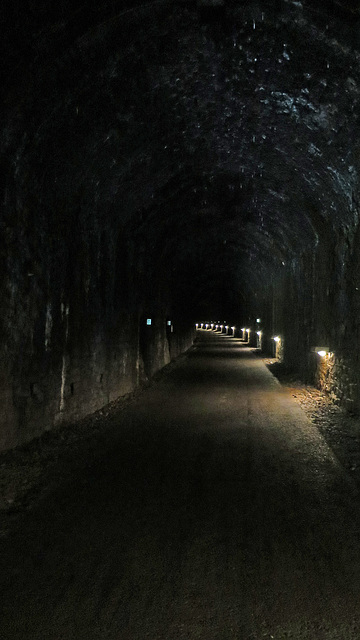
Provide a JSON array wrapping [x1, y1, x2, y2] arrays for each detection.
[[1, 0, 360, 449]]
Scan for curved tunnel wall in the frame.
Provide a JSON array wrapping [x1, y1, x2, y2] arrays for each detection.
[[1, 0, 360, 450]]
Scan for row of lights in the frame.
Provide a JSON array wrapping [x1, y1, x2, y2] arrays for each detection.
[[196, 323, 282, 343], [196, 323, 236, 332], [196, 321, 332, 361]]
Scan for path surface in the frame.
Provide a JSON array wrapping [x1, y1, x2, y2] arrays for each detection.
[[1, 332, 360, 639]]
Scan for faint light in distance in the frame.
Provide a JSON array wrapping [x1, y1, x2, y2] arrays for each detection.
[[147, 318, 152, 326]]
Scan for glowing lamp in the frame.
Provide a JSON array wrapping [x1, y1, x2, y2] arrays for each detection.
[[257, 331, 262, 336], [256, 318, 261, 323], [273, 336, 280, 342], [241, 328, 245, 332], [246, 328, 250, 333], [312, 346, 329, 355], [146, 319, 152, 326], [231, 326, 235, 331]]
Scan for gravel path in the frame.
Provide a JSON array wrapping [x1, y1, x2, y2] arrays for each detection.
[[1, 334, 360, 639]]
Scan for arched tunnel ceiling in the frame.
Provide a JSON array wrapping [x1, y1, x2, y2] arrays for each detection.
[[2, 0, 360, 319]]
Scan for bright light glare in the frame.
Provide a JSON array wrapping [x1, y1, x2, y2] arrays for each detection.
[[317, 350, 327, 357], [273, 336, 280, 342], [231, 326, 235, 331], [241, 328, 245, 332], [246, 328, 250, 333], [257, 331, 261, 336], [256, 318, 261, 323]]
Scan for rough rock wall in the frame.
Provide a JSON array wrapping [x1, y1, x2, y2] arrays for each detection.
[[0, 200, 194, 451]]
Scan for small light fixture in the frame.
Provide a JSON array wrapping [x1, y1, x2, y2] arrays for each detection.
[[231, 326, 235, 331], [256, 318, 261, 323], [273, 336, 280, 342], [167, 320, 171, 326], [147, 319, 152, 326], [246, 328, 250, 333], [312, 346, 329, 356], [257, 331, 262, 336], [226, 325, 228, 329], [241, 328, 245, 332]]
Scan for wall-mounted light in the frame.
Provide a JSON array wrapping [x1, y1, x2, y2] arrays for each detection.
[[220, 325, 223, 329], [241, 328, 245, 332], [231, 326, 235, 331], [167, 321, 172, 326], [226, 325, 229, 330], [246, 328, 250, 333], [312, 346, 329, 356], [257, 331, 262, 337], [147, 318, 152, 326], [273, 336, 280, 342], [211, 324, 214, 328], [256, 318, 261, 323]]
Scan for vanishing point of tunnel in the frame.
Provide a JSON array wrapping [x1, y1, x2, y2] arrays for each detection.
[[2, 0, 360, 637]]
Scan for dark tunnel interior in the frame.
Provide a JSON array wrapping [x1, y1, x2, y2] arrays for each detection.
[[1, 0, 360, 449]]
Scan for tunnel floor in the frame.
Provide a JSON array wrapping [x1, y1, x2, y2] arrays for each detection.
[[2, 332, 360, 639]]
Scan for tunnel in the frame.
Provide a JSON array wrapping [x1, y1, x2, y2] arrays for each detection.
[[1, 0, 360, 450]]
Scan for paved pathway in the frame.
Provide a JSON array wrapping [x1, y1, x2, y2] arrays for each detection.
[[1, 332, 360, 639]]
